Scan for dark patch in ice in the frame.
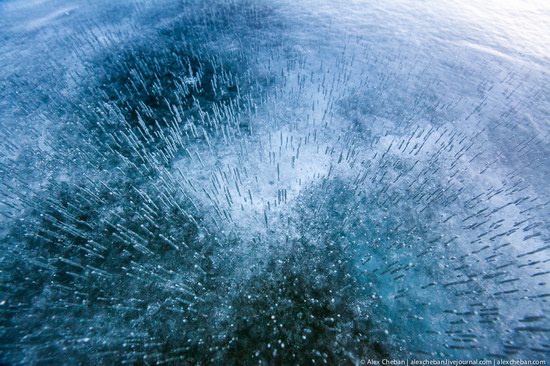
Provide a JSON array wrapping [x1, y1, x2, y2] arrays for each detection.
[[226, 236, 386, 364]]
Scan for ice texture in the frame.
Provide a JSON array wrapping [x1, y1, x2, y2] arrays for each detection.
[[0, 0, 549, 364]]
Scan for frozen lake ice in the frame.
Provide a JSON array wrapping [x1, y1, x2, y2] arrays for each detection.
[[0, 0, 549, 364]]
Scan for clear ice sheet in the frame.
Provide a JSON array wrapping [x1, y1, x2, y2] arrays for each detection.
[[0, 0, 549, 364]]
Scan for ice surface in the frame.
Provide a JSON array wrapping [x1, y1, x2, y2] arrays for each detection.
[[1, 0, 549, 364]]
